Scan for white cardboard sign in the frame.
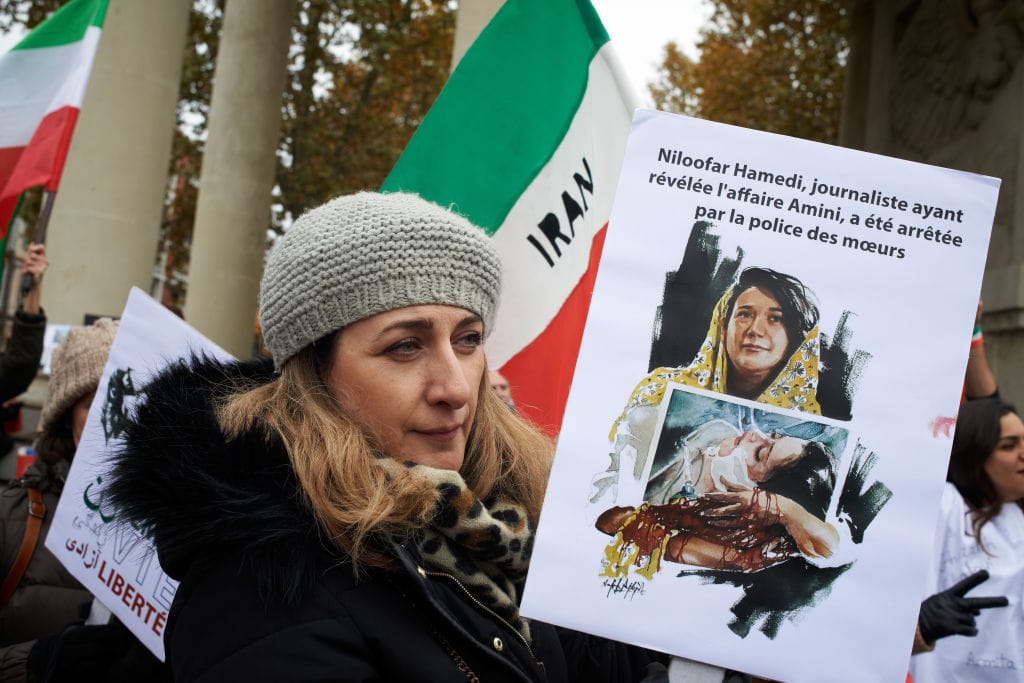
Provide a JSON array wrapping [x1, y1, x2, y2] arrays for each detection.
[[45, 288, 233, 660], [521, 109, 999, 682]]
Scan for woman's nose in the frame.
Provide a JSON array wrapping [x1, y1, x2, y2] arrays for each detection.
[[425, 348, 472, 407], [748, 315, 766, 336], [743, 429, 766, 444]]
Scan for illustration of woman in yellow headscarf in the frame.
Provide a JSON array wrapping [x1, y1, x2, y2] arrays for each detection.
[[593, 267, 822, 506]]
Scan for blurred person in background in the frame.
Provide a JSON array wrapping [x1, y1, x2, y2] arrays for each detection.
[[490, 369, 516, 411], [0, 244, 48, 404], [0, 318, 116, 681], [909, 398, 1020, 679]]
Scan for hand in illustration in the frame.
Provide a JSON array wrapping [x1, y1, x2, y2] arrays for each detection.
[[704, 479, 780, 523], [918, 569, 1008, 644], [706, 479, 837, 559]]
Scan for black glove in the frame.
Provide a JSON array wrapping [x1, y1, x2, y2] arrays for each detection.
[[918, 569, 1008, 644]]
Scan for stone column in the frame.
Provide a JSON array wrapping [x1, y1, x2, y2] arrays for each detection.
[[837, 1, 873, 151], [840, 0, 1024, 405], [41, 0, 190, 324], [183, 0, 295, 358]]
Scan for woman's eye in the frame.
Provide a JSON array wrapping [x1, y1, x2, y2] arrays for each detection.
[[385, 339, 421, 356], [735, 310, 752, 320], [769, 314, 783, 324], [455, 331, 483, 351]]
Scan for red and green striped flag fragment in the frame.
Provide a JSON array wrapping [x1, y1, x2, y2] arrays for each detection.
[[0, 0, 108, 237], [383, 0, 638, 434]]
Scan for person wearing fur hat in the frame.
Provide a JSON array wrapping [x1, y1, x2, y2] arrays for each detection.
[[0, 319, 116, 681], [105, 192, 667, 682]]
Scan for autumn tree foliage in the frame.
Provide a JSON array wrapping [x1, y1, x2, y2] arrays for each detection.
[[0, 0, 455, 307], [649, 0, 850, 144], [165, 0, 455, 307], [277, 1, 454, 219]]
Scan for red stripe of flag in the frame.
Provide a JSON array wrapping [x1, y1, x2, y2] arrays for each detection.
[[499, 225, 608, 435], [0, 105, 80, 234]]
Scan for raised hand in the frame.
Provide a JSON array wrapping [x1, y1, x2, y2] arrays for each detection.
[[22, 243, 48, 288], [919, 569, 1008, 644]]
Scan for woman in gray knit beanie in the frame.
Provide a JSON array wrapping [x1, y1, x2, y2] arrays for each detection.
[[106, 191, 664, 681]]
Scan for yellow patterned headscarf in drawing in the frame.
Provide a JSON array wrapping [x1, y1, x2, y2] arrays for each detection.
[[610, 286, 821, 440]]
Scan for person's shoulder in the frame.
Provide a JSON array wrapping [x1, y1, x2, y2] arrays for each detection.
[[169, 554, 368, 658], [176, 553, 359, 614], [168, 554, 381, 681], [940, 482, 966, 511], [933, 482, 970, 536]]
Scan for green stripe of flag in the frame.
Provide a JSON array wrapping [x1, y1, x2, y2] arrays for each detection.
[[14, 0, 108, 51], [382, 0, 608, 235]]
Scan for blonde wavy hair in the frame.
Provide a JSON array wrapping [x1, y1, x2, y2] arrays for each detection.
[[218, 342, 553, 570]]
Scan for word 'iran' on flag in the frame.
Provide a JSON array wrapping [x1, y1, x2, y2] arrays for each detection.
[[0, 0, 108, 236], [383, 0, 638, 434]]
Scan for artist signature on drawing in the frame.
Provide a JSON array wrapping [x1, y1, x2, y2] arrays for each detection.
[[602, 577, 645, 600]]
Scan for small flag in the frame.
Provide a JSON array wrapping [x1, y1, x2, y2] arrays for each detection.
[[384, 0, 638, 433], [0, 0, 108, 236]]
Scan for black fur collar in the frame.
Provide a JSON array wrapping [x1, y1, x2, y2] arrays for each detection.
[[104, 355, 327, 603]]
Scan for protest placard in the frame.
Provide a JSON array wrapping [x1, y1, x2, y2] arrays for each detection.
[[44, 288, 232, 660], [521, 109, 999, 681]]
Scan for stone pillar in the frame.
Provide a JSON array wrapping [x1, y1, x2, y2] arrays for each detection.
[[452, 0, 504, 70], [41, 0, 190, 324], [840, 0, 1024, 405], [183, 0, 295, 358], [837, 1, 873, 151]]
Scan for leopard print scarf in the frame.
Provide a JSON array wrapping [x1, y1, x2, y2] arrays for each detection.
[[379, 458, 534, 642]]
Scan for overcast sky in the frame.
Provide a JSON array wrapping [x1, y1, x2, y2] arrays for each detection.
[[590, 0, 711, 104]]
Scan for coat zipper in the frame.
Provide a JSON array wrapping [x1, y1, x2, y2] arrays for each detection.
[[419, 566, 537, 661]]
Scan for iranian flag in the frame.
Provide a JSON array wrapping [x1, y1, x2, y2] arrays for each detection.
[[383, 0, 638, 434], [0, 0, 108, 236]]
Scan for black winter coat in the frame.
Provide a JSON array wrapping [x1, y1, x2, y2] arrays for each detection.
[[0, 459, 90, 682], [0, 309, 45, 404], [105, 357, 663, 682]]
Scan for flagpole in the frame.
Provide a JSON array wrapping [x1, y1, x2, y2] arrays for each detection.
[[20, 190, 55, 297]]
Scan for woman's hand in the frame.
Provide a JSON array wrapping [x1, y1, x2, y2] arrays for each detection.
[[703, 479, 781, 523], [705, 479, 838, 559], [919, 569, 1008, 644]]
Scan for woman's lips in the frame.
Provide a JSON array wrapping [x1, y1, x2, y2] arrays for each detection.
[[416, 426, 461, 442]]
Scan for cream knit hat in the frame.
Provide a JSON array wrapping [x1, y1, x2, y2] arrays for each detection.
[[40, 318, 118, 431], [259, 192, 502, 368]]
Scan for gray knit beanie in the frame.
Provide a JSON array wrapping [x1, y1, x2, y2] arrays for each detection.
[[40, 318, 118, 431], [259, 192, 502, 368]]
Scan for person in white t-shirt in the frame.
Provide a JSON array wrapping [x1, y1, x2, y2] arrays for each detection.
[[910, 398, 1020, 681]]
